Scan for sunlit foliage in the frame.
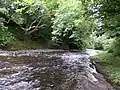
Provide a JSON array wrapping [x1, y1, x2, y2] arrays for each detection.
[[51, 0, 96, 49], [0, 0, 97, 49]]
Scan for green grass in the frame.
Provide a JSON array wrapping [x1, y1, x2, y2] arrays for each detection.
[[91, 51, 120, 84], [7, 39, 41, 50]]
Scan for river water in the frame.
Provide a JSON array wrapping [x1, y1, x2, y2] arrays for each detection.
[[0, 50, 115, 90]]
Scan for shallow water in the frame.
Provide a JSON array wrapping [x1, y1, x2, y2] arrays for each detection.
[[0, 50, 115, 90]]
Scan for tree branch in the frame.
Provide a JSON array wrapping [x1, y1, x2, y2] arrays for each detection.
[[27, 18, 42, 34], [26, 15, 42, 31]]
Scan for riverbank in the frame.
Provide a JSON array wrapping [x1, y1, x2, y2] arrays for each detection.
[[89, 50, 120, 90]]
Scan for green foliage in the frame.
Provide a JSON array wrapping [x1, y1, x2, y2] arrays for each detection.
[[13, 0, 51, 33], [51, 0, 96, 49], [0, 0, 52, 49], [90, 0, 120, 84], [95, 0, 120, 56], [0, 0, 98, 50], [0, 22, 14, 49], [89, 32, 114, 50], [93, 51, 120, 84], [108, 38, 120, 56]]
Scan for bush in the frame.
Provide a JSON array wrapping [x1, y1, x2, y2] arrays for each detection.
[[108, 38, 120, 56], [89, 32, 114, 50], [0, 24, 14, 49]]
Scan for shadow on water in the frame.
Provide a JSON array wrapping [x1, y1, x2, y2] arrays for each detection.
[[0, 50, 115, 90]]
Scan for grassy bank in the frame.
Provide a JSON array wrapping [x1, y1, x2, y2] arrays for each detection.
[[6, 39, 41, 50], [90, 51, 120, 85]]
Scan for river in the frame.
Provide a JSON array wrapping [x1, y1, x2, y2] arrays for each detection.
[[0, 49, 116, 90]]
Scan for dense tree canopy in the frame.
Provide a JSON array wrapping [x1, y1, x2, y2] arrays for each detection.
[[0, 0, 119, 51], [93, 0, 120, 55], [51, 0, 96, 49], [0, 0, 97, 49]]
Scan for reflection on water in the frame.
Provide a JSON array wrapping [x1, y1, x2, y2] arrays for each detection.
[[0, 50, 115, 90]]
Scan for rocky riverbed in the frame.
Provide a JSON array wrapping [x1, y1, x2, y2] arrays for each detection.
[[0, 49, 116, 90]]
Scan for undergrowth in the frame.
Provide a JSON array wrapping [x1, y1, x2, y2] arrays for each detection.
[[91, 51, 120, 84]]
